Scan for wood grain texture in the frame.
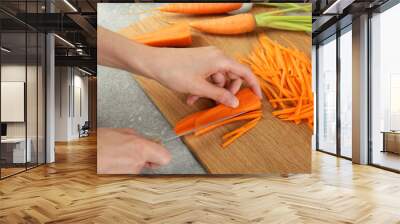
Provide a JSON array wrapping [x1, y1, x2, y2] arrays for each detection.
[[123, 6, 312, 174], [1, 135, 400, 223]]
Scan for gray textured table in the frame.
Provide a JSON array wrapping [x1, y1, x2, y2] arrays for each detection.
[[97, 3, 205, 174]]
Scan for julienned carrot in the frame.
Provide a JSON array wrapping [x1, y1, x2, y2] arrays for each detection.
[[222, 118, 260, 140], [174, 88, 262, 148], [194, 110, 262, 136], [118, 24, 192, 47], [222, 117, 261, 148], [158, 3, 242, 15], [239, 34, 313, 129], [270, 97, 309, 102], [191, 13, 256, 35], [189, 8, 311, 35]]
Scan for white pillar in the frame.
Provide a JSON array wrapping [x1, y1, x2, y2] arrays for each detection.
[[352, 14, 369, 164], [46, 33, 55, 163], [45, 0, 55, 163]]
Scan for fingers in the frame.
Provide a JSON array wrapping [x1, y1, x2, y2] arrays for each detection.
[[218, 59, 263, 99], [186, 95, 199, 105], [212, 72, 226, 88], [194, 80, 239, 108], [186, 72, 226, 106], [118, 128, 136, 135], [227, 77, 242, 95], [142, 140, 171, 167]]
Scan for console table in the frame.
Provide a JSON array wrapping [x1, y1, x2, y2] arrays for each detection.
[[382, 131, 400, 154], [1, 138, 31, 164]]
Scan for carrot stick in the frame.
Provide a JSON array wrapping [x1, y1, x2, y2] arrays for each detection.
[[260, 81, 277, 109], [285, 111, 313, 121], [307, 122, 313, 130], [244, 34, 313, 127], [190, 13, 256, 35], [272, 107, 297, 116], [222, 117, 261, 140], [222, 118, 261, 148], [194, 112, 262, 136], [270, 97, 308, 103]]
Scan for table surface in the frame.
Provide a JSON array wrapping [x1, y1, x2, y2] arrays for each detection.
[[1, 138, 27, 143], [381, 131, 400, 134], [97, 3, 205, 174]]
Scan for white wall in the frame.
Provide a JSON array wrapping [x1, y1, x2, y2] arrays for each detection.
[[1, 65, 36, 138], [71, 73, 89, 138], [55, 66, 70, 141], [54, 67, 89, 141]]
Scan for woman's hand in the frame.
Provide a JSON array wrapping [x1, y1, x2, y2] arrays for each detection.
[[141, 46, 263, 108], [98, 27, 262, 108], [97, 128, 171, 174]]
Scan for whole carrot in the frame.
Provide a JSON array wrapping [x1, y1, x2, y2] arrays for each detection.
[[190, 13, 256, 35], [190, 6, 312, 35], [159, 3, 242, 15]]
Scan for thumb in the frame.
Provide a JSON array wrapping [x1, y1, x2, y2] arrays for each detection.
[[197, 80, 239, 108], [142, 140, 171, 167]]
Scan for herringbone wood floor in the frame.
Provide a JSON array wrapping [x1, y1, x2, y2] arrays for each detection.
[[1, 135, 400, 224]]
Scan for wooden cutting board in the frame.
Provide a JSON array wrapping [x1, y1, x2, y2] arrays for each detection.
[[124, 7, 312, 174]]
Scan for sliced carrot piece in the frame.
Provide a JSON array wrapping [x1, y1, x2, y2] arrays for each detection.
[[194, 88, 261, 129], [119, 23, 192, 47], [174, 88, 261, 136]]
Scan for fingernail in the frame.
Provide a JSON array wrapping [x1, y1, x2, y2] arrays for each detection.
[[230, 97, 239, 108]]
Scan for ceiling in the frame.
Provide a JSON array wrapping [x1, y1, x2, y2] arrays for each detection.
[[312, 0, 391, 43], [0, 0, 100, 73], [1, 0, 395, 71]]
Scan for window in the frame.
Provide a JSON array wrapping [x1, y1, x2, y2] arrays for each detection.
[[317, 36, 337, 154], [371, 2, 400, 171], [339, 28, 352, 158]]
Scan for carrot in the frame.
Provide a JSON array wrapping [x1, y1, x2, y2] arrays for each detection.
[[175, 88, 261, 135], [174, 88, 263, 148], [222, 117, 261, 148], [285, 111, 313, 121], [159, 3, 242, 15], [190, 10, 311, 35], [118, 23, 192, 47], [190, 13, 256, 35], [194, 111, 262, 136], [174, 110, 206, 135], [270, 97, 309, 102], [194, 88, 261, 128], [239, 34, 313, 129]]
